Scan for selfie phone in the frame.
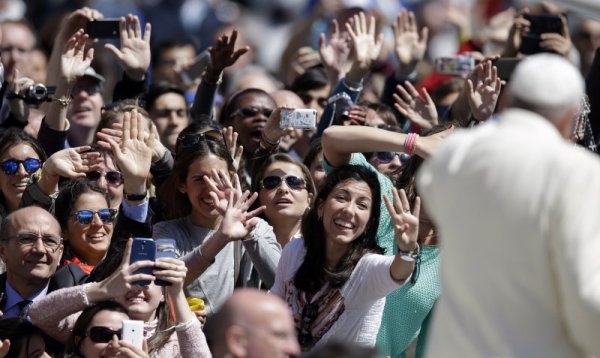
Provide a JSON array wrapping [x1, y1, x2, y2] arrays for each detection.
[[492, 58, 521, 81], [519, 14, 562, 55], [130, 238, 156, 286], [181, 50, 211, 87], [121, 320, 144, 349], [86, 19, 120, 38], [280, 109, 317, 129], [154, 239, 177, 286], [435, 56, 475, 76]]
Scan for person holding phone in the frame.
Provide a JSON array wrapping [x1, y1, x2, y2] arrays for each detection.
[[28, 239, 211, 357]]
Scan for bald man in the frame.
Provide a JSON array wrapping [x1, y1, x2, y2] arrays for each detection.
[[210, 288, 300, 358], [0, 207, 86, 319]]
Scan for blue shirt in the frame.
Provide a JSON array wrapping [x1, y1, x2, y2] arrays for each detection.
[[3, 281, 49, 319]]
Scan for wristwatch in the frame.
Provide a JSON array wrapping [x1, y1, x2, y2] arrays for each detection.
[[125, 191, 147, 201]]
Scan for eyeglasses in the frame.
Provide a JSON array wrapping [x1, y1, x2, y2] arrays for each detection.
[[176, 130, 223, 149], [86, 171, 124, 186], [87, 326, 121, 343], [375, 152, 411, 164], [1, 158, 41, 175], [72, 209, 117, 225], [261, 175, 306, 191], [8, 233, 62, 252], [230, 107, 273, 119], [298, 302, 318, 348]]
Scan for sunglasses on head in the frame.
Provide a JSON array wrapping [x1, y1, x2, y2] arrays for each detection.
[[86, 171, 124, 186], [87, 326, 121, 343], [375, 152, 411, 164], [1, 158, 41, 175], [72, 209, 117, 225], [261, 175, 306, 191], [230, 107, 273, 119], [177, 130, 223, 150]]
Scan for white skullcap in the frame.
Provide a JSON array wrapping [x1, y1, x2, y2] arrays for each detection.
[[509, 53, 584, 110]]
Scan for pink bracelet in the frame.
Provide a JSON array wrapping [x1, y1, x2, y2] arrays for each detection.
[[404, 133, 418, 155]]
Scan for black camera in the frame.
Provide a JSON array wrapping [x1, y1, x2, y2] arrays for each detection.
[[328, 92, 353, 126], [24, 84, 56, 105]]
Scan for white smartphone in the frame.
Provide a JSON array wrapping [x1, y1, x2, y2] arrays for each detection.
[[280, 109, 317, 129], [121, 319, 144, 349]]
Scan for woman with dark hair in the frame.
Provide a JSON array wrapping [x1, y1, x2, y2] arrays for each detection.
[[302, 141, 327, 192], [54, 180, 116, 273], [0, 318, 50, 357], [154, 131, 280, 316], [271, 165, 420, 351], [252, 153, 315, 247], [0, 128, 46, 217], [29, 239, 210, 357]]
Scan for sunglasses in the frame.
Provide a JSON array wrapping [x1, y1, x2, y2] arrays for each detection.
[[176, 130, 223, 150], [87, 326, 121, 343], [261, 175, 306, 191], [72, 209, 117, 225], [298, 302, 318, 348], [375, 152, 411, 164], [1, 158, 41, 175], [86, 171, 124, 186], [230, 107, 273, 119]]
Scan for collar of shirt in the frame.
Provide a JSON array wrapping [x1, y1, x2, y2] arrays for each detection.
[[3, 280, 49, 319]]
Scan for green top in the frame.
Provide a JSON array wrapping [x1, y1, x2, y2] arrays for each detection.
[[323, 153, 441, 358]]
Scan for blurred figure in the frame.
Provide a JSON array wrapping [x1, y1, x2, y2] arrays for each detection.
[[209, 288, 300, 358], [0, 19, 35, 78], [573, 18, 600, 76]]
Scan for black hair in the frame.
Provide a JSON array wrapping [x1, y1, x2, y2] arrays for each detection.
[[0, 318, 49, 357], [144, 82, 187, 112], [288, 65, 329, 94], [0, 127, 47, 162], [151, 39, 197, 68], [218, 88, 275, 126], [302, 141, 323, 172], [294, 165, 382, 293]]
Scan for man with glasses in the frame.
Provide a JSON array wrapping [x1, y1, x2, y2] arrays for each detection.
[[0, 206, 77, 319]]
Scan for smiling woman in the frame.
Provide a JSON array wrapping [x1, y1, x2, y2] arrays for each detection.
[[0, 128, 47, 216]]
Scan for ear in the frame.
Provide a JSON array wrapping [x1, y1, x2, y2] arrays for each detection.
[[226, 325, 248, 357], [178, 181, 187, 194]]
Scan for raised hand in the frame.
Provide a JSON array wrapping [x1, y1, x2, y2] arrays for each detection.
[[222, 127, 243, 172], [287, 47, 322, 84], [105, 14, 151, 81], [344, 105, 368, 126], [540, 15, 571, 57], [97, 110, 153, 194], [57, 7, 104, 44], [392, 10, 429, 76], [502, 8, 530, 57], [262, 107, 293, 145], [213, 190, 264, 241], [384, 188, 420, 252], [61, 30, 94, 84], [394, 81, 438, 129], [44, 146, 103, 179], [203, 169, 242, 211], [466, 61, 502, 121], [102, 331, 149, 358], [0, 339, 10, 358], [208, 29, 250, 74], [153, 257, 188, 297], [346, 12, 384, 80], [319, 19, 352, 83]]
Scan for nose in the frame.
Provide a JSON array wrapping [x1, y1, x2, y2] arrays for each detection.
[[96, 175, 108, 190], [286, 337, 301, 356], [30, 237, 46, 253], [91, 212, 104, 226], [16, 163, 28, 177], [388, 154, 402, 169]]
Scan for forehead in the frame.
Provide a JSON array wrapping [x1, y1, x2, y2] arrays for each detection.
[[9, 210, 60, 236], [74, 192, 109, 209], [187, 154, 228, 174], [161, 45, 195, 61], [153, 93, 186, 109], [90, 310, 128, 328], [234, 93, 275, 108], [1, 142, 38, 160], [264, 161, 305, 178], [1, 23, 34, 45], [330, 179, 372, 199]]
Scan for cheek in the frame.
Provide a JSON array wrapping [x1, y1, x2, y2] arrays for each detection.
[[80, 338, 107, 357]]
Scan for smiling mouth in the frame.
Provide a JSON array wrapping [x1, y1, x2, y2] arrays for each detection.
[[126, 297, 146, 304], [334, 219, 355, 230]]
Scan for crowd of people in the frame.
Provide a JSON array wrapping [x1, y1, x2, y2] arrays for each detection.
[[0, 0, 598, 357]]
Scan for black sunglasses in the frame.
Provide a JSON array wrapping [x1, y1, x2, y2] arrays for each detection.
[[1, 158, 41, 175], [72, 209, 117, 225], [86, 171, 124, 186], [176, 130, 223, 150], [298, 302, 319, 348], [261, 175, 306, 191], [375, 152, 411, 164], [87, 326, 121, 343], [230, 107, 273, 119]]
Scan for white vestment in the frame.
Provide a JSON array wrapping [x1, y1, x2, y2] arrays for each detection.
[[417, 109, 600, 358]]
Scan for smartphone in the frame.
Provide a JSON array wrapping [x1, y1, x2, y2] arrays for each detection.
[[492, 58, 521, 81], [154, 239, 177, 286], [181, 50, 211, 87], [519, 14, 562, 55], [435, 56, 475, 76], [280, 109, 317, 129], [121, 320, 144, 349], [130, 238, 156, 286], [86, 19, 120, 38]]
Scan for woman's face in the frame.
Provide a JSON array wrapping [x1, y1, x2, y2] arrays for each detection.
[[179, 154, 229, 224], [368, 152, 403, 183], [0, 143, 40, 210], [18, 332, 50, 358], [115, 282, 164, 321], [318, 179, 373, 251], [65, 192, 113, 265], [86, 155, 123, 209], [308, 150, 326, 192], [259, 161, 312, 224], [79, 310, 129, 358], [229, 93, 275, 154]]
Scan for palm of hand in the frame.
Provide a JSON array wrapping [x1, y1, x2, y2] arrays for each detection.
[[52, 152, 83, 176], [471, 83, 498, 119], [62, 51, 89, 80], [396, 32, 424, 65], [120, 39, 150, 69], [220, 206, 249, 240], [119, 139, 152, 178], [322, 37, 350, 68], [393, 212, 419, 247]]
